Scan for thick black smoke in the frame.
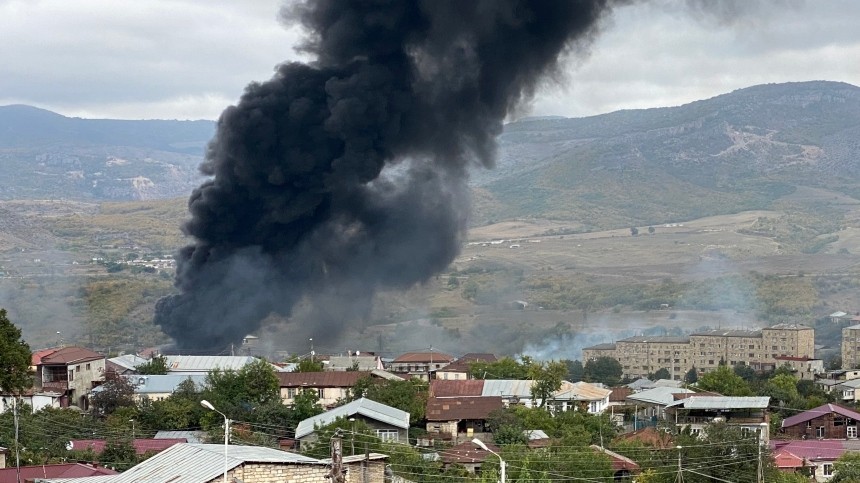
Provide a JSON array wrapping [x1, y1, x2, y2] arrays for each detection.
[[155, 0, 617, 351]]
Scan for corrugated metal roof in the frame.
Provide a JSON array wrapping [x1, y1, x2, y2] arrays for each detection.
[[767, 323, 811, 330], [426, 396, 504, 421], [296, 398, 410, 439], [665, 396, 770, 409], [627, 387, 694, 406], [164, 355, 259, 372], [553, 381, 611, 401], [689, 329, 761, 338], [107, 354, 148, 372], [481, 379, 534, 397], [392, 351, 454, 363], [619, 336, 690, 343], [153, 431, 205, 444], [41, 444, 323, 483], [430, 379, 484, 397], [127, 374, 207, 394]]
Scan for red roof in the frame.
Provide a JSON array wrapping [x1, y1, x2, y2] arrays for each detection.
[[31, 348, 59, 366], [426, 396, 503, 421], [392, 351, 454, 363], [782, 403, 860, 428], [440, 440, 500, 465], [40, 347, 104, 365], [616, 427, 674, 449], [773, 450, 806, 469], [0, 463, 116, 483], [591, 445, 640, 473], [430, 379, 484, 397], [69, 438, 186, 455], [276, 371, 371, 388], [771, 440, 845, 461]]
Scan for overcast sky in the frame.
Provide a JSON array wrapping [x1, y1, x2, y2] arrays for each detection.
[[1, 0, 858, 121]]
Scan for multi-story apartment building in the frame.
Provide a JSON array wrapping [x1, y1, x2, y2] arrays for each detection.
[[583, 323, 815, 380], [842, 324, 860, 369]]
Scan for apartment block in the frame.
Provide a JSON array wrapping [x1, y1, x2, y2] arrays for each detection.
[[842, 324, 860, 370], [583, 323, 815, 380]]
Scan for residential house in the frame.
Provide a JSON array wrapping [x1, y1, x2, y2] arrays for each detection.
[[664, 396, 771, 444], [549, 381, 611, 414], [835, 379, 860, 403], [126, 374, 207, 401], [426, 396, 504, 444], [0, 463, 115, 483], [39, 443, 388, 483], [829, 311, 849, 324], [591, 445, 640, 481], [0, 389, 63, 414], [277, 370, 401, 409], [67, 438, 187, 456], [626, 387, 695, 429], [326, 353, 383, 372], [295, 398, 409, 449], [438, 440, 501, 474], [162, 355, 275, 375], [105, 354, 148, 375], [388, 351, 454, 380], [436, 353, 497, 380], [771, 440, 860, 482], [34, 347, 105, 409], [780, 403, 860, 440], [774, 356, 824, 380]]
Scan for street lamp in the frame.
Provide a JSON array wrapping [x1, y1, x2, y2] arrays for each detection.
[[472, 438, 505, 483], [201, 399, 229, 483], [309, 338, 314, 362], [129, 419, 135, 441]]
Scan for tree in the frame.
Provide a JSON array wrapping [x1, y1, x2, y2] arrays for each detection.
[[650, 368, 670, 381], [830, 451, 860, 482], [135, 355, 168, 375], [470, 357, 529, 379], [358, 377, 429, 421], [648, 226, 655, 234], [91, 371, 136, 416], [295, 359, 325, 372], [528, 361, 567, 408], [762, 373, 800, 406], [696, 365, 752, 396], [565, 359, 584, 382], [630, 227, 639, 236], [684, 366, 698, 384], [0, 308, 32, 395], [583, 357, 622, 386]]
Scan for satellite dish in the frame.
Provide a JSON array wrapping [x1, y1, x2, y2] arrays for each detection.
[[65, 441, 73, 451]]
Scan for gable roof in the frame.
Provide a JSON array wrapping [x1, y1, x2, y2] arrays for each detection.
[[782, 403, 860, 428], [163, 355, 259, 373], [627, 387, 694, 406], [392, 351, 454, 363], [128, 374, 207, 394], [665, 396, 770, 410], [107, 354, 148, 372], [45, 444, 324, 483], [295, 398, 410, 439], [590, 445, 640, 473], [154, 431, 205, 444], [426, 396, 504, 421], [771, 440, 845, 461], [553, 381, 611, 401], [40, 347, 103, 365], [430, 379, 484, 397], [68, 438, 187, 455], [0, 463, 116, 483], [277, 371, 372, 388], [438, 353, 497, 373], [31, 348, 59, 366], [481, 380, 534, 398], [439, 440, 500, 465]]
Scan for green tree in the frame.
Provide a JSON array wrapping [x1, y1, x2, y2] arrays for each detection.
[[528, 361, 567, 408], [583, 357, 622, 386], [204, 358, 280, 418], [359, 377, 429, 421], [0, 308, 32, 395], [295, 359, 325, 372], [763, 373, 800, 406], [135, 355, 168, 375], [684, 366, 698, 384], [564, 359, 584, 382], [630, 227, 639, 236], [100, 439, 137, 471], [292, 389, 324, 422], [696, 365, 752, 396], [91, 371, 136, 416], [650, 368, 671, 380], [830, 451, 860, 482], [470, 357, 529, 379]]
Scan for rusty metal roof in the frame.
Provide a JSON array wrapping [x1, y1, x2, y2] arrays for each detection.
[[430, 379, 484, 397], [426, 396, 504, 421]]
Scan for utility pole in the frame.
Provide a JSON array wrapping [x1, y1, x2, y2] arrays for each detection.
[[674, 445, 684, 483], [330, 434, 345, 483], [13, 398, 21, 483], [757, 426, 765, 483]]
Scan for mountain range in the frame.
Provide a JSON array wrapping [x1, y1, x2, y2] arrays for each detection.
[[2, 80, 859, 229]]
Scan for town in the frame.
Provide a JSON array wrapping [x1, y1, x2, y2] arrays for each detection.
[[5, 307, 860, 482]]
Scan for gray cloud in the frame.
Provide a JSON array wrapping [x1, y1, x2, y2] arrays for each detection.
[[1, 0, 858, 120]]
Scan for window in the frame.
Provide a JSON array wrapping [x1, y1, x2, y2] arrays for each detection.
[[86, 363, 91, 371], [849, 426, 857, 439], [287, 388, 297, 398], [824, 464, 833, 476], [317, 388, 324, 399], [835, 418, 845, 427], [68, 369, 74, 381], [376, 429, 399, 442], [807, 421, 812, 428], [817, 426, 825, 438], [76, 365, 81, 371], [590, 402, 598, 413]]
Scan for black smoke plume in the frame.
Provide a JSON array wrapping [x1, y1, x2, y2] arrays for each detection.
[[155, 0, 617, 352]]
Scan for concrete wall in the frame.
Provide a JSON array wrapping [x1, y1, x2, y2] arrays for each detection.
[[69, 359, 106, 407], [213, 460, 385, 483]]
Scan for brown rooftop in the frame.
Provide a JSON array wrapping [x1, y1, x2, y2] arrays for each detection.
[[39, 347, 104, 365], [430, 379, 484, 397], [392, 351, 454, 363], [440, 440, 501, 465], [426, 396, 503, 421]]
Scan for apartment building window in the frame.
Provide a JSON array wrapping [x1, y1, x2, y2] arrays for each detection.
[[709, 360, 714, 365], [749, 345, 754, 349], [772, 346, 778, 350], [749, 353, 755, 358]]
